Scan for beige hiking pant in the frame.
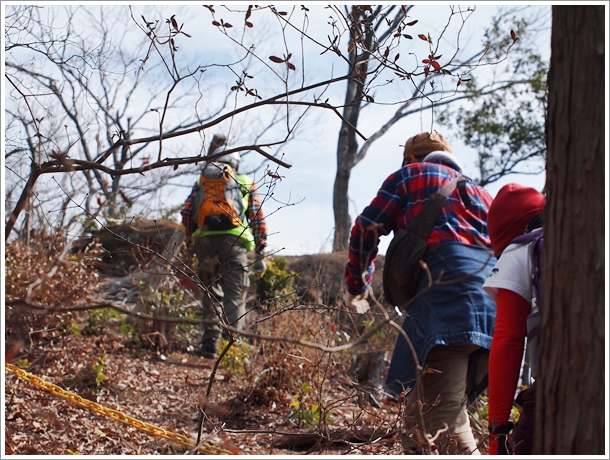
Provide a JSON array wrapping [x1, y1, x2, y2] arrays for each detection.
[[404, 344, 485, 455]]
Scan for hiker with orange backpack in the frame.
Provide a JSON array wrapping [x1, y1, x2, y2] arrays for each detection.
[[344, 131, 497, 454], [180, 144, 267, 359], [482, 183, 545, 455]]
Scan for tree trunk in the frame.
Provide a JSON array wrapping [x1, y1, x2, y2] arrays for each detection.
[[333, 77, 361, 252], [332, 163, 353, 252], [5, 161, 40, 241], [536, 5, 605, 455], [332, 6, 370, 253]]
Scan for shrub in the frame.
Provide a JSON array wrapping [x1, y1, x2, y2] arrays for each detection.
[[254, 256, 299, 303], [4, 235, 103, 349]]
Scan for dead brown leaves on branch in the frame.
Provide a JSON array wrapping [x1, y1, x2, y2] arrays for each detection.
[[269, 54, 297, 71]]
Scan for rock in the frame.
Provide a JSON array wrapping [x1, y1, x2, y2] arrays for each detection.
[[283, 251, 387, 307], [89, 219, 181, 276]]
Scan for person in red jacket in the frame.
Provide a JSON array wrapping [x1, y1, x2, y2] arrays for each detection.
[[482, 183, 545, 455]]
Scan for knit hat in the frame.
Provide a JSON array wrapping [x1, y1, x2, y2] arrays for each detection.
[[488, 183, 546, 256], [422, 150, 464, 173], [403, 131, 452, 163], [217, 151, 241, 171]]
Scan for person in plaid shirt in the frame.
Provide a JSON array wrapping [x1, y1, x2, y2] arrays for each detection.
[[181, 150, 267, 359], [344, 132, 497, 454]]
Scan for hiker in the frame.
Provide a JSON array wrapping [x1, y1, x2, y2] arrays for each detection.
[[344, 131, 497, 454], [482, 183, 545, 455], [180, 148, 267, 359]]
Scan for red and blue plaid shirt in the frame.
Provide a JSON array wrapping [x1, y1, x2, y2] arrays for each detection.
[[181, 174, 267, 254], [346, 162, 493, 294]]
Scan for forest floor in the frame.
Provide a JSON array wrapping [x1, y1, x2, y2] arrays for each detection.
[[4, 326, 406, 456], [4, 223, 489, 456]]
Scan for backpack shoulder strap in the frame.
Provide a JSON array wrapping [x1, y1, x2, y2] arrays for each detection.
[[405, 175, 462, 240], [511, 227, 544, 246], [457, 176, 473, 208]]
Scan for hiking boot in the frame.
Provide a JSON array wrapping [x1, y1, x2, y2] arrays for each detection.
[[197, 337, 218, 359]]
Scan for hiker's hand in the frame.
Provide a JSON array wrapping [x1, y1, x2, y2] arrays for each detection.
[[253, 258, 266, 276], [489, 424, 514, 455], [345, 291, 370, 314]]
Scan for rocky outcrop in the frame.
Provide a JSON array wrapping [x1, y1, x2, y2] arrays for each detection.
[[77, 219, 181, 276], [76, 219, 388, 307], [283, 251, 387, 307]]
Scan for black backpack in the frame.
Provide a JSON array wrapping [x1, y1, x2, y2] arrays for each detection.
[[510, 228, 544, 372], [510, 228, 544, 341], [383, 176, 471, 310]]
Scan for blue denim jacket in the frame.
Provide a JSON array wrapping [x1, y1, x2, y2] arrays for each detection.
[[385, 242, 497, 396]]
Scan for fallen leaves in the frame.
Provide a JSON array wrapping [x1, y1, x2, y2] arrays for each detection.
[[4, 330, 405, 455]]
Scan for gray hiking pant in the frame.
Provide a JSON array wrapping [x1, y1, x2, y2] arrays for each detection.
[[193, 234, 250, 342]]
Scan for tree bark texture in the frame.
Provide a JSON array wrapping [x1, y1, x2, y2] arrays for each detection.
[[537, 5, 605, 455]]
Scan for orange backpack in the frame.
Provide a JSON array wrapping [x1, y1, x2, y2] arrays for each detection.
[[193, 162, 245, 231]]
